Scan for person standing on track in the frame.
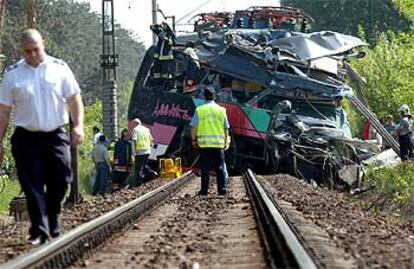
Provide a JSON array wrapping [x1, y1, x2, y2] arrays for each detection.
[[190, 86, 230, 196], [0, 29, 84, 245]]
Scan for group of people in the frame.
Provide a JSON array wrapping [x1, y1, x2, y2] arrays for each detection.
[[0, 27, 230, 247], [0, 28, 168, 246], [364, 104, 414, 161], [90, 85, 231, 198], [91, 85, 231, 199], [91, 120, 158, 197]]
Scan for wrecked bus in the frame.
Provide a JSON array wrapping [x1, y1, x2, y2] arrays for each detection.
[[128, 6, 399, 189]]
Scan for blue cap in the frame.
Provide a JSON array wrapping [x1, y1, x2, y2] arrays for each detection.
[[203, 86, 216, 96]]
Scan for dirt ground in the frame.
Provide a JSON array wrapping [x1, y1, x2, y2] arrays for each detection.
[[73, 177, 266, 269], [0, 178, 167, 264], [261, 174, 414, 269]]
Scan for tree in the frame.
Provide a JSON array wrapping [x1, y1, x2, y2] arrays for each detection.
[[351, 32, 414, 122], [394, 0, 414, 21], [281, 0, 411, 43]]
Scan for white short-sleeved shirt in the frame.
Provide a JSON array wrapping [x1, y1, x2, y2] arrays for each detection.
[[0, 55, 81, 131], [93, 132, 102, 145]]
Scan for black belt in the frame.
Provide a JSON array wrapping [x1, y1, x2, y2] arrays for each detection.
[[14, 126, 66, 136]]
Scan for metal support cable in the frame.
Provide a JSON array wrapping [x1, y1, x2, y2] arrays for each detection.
[[176, 0, 212, 24], [348, 96, 397, 148], [350, 97, 397, 148], [347, 95, 399, 154]]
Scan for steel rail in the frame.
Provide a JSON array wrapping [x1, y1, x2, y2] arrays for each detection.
[[0, 172, 195, 269], [243, 169, 321, 269]]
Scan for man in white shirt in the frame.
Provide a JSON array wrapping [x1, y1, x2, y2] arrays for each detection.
[[92, 126, 102, 146], [0, 29, 84, 245]]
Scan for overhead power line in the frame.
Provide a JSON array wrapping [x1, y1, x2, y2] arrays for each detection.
[[176, 0, 212, 24]]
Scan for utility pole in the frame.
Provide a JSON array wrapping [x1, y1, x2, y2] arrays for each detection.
[[0, 0, 6, 57], [152, 0, 157, 45], [0, 0, 6, 72], [66, 119, 82, 207], [101, 0, 118, 141], [0, 0, 5, 33], [27, 0, 36, 28]]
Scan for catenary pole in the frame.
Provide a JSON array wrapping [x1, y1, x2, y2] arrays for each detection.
[[152, 0, 157, 45]]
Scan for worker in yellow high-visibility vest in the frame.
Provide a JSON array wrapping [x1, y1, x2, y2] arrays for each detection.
[[131, 118, 154, 187], [190, 86, 230, 196]]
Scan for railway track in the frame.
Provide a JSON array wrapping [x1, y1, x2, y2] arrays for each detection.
[[0, 170, 321, 269]]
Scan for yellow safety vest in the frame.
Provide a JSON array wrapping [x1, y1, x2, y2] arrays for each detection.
[[134, 125, 152, 151], [196, 102, 226, 148]]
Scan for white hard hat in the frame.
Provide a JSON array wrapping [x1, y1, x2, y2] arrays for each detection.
[[398, 104, 411, 116]]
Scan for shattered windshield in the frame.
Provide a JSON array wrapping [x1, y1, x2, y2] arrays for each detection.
[[250, 92, 351, 135]]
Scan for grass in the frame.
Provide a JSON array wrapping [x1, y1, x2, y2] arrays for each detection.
[[0, 177, 21, 214], [78, 158, 94, 195], [365, 162, 414, 206]]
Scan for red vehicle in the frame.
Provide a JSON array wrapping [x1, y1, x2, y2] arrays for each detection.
[[190, 6, 314, 32]]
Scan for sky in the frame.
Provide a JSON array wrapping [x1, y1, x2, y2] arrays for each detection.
[[77, 0, 280, 47]]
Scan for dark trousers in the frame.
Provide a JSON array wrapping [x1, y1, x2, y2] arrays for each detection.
[[11, 127, 71, 238], [112, 171, 129, 186], [199, 148, 227, 195], [92, 163, 110, 195], [399, 133, 413, 161], [134, 154, 149, 186]]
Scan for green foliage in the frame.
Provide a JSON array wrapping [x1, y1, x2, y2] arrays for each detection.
[[0, 179, 20, 214], [115, 28, 145, 91], [365, 162, 414, 205], [78, 101, 103, 193], [81, 102, 103, 160], [281, 0, 411, 43], [351, 31, 414, 122], [118, 81, 134, 127], [394, 0, 414, 21], [342, 99, 365, 137]]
